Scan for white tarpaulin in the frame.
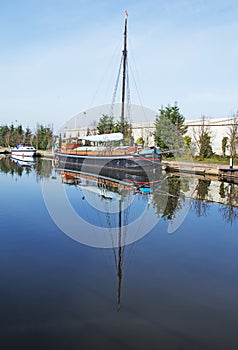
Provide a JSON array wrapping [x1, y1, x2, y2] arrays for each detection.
[[82, 132, 123, 142]]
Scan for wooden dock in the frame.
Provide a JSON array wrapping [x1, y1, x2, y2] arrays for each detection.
[[219, 166, 238, 183], [163, 161, 238, 183]]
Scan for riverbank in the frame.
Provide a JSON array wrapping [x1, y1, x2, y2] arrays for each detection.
[[163, 160, 238, 182], [2, 149, 238, 182], [0, 148, 55, 159], [0, 147, 9, 154], [37, 151, 238, 182]]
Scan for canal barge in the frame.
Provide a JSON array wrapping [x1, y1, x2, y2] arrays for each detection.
[[54, 12, 162, 174]]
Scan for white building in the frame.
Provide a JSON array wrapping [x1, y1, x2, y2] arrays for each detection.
[[59, 108, 237, 155], [185, 117, 237, 155]]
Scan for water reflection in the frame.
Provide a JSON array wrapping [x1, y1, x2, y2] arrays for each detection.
[[55, 166, 167, 311], [219, 182, 238, 225], [0, 155, 29, 176], [193, 179, 211, 217], [44, 166, 238, 311], [0, 155, 53, 179], [1, 157, 238, 349], [1, 156, 238, 227], [153, 176, 185, 220], [56, 167, 238, 226]]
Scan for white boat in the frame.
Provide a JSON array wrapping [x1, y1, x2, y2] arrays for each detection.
[[11, 144, 36, 157]]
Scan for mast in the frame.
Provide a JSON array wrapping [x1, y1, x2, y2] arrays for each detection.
[[121, 11, 128, 137], [117, 199, 122, 312]]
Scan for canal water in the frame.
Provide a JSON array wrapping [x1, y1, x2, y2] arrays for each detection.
[[0, 156, 238, 350]]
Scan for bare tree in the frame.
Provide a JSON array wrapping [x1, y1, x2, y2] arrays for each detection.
[[227, 115, 238, 158], [193, 116, 214, 159], [90, 120, 98, 135]]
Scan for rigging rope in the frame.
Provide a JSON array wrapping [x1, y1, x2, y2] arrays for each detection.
[[109, 56, 123, 118], [128, 60, 148, 122]]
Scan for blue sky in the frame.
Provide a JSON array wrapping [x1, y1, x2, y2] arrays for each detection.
[[0, 0, 238, 131]]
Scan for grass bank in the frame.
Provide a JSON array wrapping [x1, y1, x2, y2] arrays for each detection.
[[165, 155, 238, 166]]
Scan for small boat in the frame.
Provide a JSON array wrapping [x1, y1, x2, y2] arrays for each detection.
[[11, 144, 36, 157], [55, 12, 162, 175]]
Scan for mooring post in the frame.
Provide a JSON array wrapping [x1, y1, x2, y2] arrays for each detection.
[[229, 157, 233, 169]]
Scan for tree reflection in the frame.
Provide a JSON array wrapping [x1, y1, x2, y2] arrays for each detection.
[[153, 176, 185, 220], [2, 156, 238, 226], [219, 182, 238, 225], [34, 159, 52, 180], [0, 156, 53, 179], [0, 156, 25, 176], [219, 182, 226, 198], [193, 179, 211, 217]]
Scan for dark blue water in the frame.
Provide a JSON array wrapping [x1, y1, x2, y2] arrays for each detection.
[[1, 157, 238, 350]]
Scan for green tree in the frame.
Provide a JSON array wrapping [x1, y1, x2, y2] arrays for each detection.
[[24, 127, 32, 144], [15, 125, 24, 144], [135, 137, 144, 145], [7, 124, 24, 146], [9, 123, 16, 146], [114, 119, 133, 145], [33, 125, 53, 150], [0, 125, 10, 147], [183, 135, 191, 148], [97, 114, 114, 134], [222, 136, 228, 157], [59, 134, 62, 148], [97, 114, 133, 145], [154, 103, 187, 151], [199, 133, 213, 159], [0, 124, 35, 147]]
